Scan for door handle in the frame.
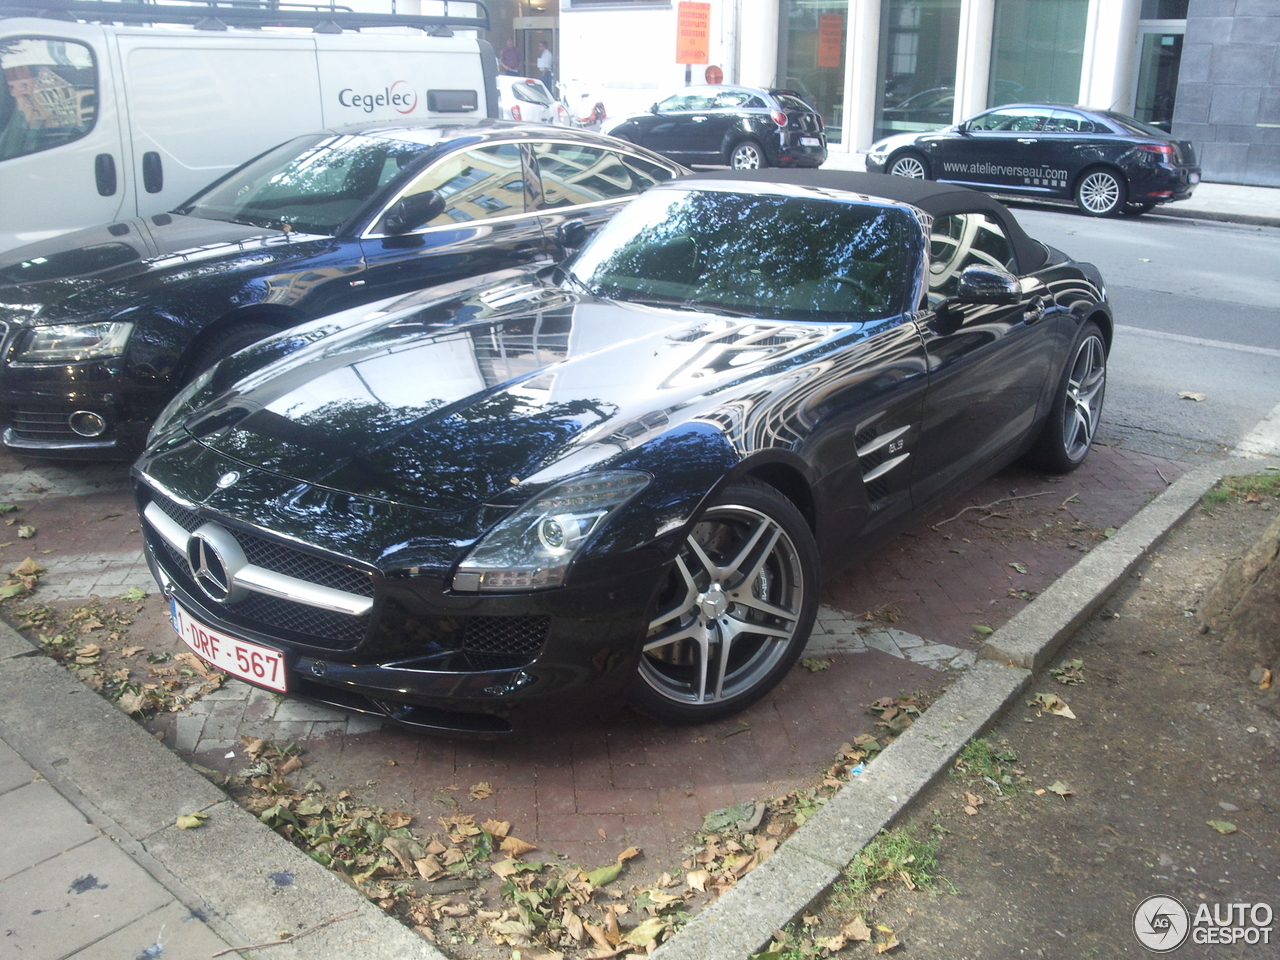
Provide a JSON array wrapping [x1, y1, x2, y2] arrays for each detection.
[[142, 151, 163, 194], [1017, 138, 1038, 144], [94, 153, 117, 196], [692, 116, 707, 122], [1023, 296, 1045, 324]]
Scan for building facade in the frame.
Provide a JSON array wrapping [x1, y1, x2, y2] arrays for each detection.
[[496, 0, 1272, 186]]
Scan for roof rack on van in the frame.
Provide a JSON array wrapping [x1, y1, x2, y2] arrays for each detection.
[[1, 0, 490, 33]]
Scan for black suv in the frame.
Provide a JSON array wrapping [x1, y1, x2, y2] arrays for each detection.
[[0, 120, 685, 458], [606, 85, 826, 169]]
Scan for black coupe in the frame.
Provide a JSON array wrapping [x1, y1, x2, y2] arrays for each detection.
[[0, 120, 684, 459], [133, 170, 1110, 736], [865, 103, 1200, 216]]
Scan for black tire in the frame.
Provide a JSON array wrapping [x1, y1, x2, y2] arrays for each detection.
[[729, 139, 767, 170], [630, 479, 819, 724], [1074, 168, 1126, 216], [887, 150, 930, 179], [187, 322, 279, 380], [1025, 321, 1107, 473], [1122, 200, 1156, 216]]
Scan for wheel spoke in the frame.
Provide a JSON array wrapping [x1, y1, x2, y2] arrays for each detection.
[[714, 516, 778, 585], [647, 555, 698, 632]]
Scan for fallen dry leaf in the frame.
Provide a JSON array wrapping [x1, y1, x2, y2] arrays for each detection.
[[843, 916, 873, 942], [175, 811, 208, 830], [1029, 692, 1077, 719], [468, 781, 493, 800], [500, 835, 537, 857]]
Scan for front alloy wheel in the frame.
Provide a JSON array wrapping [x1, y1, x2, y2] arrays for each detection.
[[1075, 170, 1126, 216], [888, 152, 929, 179], [632, 481, 818, 723], [1027, 322, 1107, 473]]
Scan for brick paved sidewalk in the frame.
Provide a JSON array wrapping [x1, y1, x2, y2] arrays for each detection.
[[0, 442, 1186, 876]]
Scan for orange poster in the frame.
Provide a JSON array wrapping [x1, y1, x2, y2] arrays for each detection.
[[817, 13, 844, 69], [676, 2, 711, 64]]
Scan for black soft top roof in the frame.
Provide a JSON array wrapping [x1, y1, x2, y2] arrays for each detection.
[[680, 169, 1048, 274]]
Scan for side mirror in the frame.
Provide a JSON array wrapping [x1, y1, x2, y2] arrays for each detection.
[[382, 190, 445, 234], [954, 264, 1021, 304], [956, 121, 970, 135], [555, 218, 587, 251], [649, 103, 660, 114]]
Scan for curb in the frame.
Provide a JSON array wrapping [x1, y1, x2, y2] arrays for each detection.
[[4, 457, 1278, 960], [0, 631, 450, 960], [653, 455, 1278, 959]]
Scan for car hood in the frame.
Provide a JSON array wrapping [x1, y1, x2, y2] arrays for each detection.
[[174, 282, 839, 513], [0, 215, 309, 320]]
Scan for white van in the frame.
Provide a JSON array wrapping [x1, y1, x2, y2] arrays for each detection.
[[0, 0, 499, 253]]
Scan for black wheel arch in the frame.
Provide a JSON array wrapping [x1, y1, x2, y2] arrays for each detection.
[[177, 305, 300, 383]]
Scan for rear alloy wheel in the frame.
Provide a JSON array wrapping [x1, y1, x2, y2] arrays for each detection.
[[888, 151, 929, 179], [1075, 169, 1126, 216], [730, 140, 767, 169], [631, 481, 818, 723], [1027, 321, 1107, 473]]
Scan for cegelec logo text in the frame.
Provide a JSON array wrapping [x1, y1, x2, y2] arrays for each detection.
[[338, 81, 418, 114]]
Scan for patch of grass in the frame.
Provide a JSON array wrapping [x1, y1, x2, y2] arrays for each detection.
[[952, 736, 1024, 797], [836, 827, 939, 901], [1202, 472, 1280, 512]]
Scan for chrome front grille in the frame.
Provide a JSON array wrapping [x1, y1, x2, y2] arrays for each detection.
[[10, 405, 75, 442], [143, 488, 375, 651]]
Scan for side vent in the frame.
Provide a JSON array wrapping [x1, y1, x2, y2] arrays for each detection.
[[855, 424, 911, 504]]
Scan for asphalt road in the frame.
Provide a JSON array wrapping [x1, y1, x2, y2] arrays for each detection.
[[1014, 208, 1280, 464]]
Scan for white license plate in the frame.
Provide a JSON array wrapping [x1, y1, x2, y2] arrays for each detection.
[[170, 598, 288, 692], [800, 137, 822, 147]]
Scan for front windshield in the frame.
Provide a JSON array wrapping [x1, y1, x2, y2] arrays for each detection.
[[568, 187, 914, 322], [176, 133, 431, 235]]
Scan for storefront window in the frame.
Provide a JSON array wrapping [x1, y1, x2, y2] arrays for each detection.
[[777, 0, 847, 144], [988, 0, 1088, 108], [873, 0, 961, 141]]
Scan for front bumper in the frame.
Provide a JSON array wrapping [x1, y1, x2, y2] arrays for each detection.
[[138, 481, 670, 737], [0, 356, 162, 460]]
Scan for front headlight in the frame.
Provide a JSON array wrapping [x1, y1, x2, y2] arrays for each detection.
[[452, 470, 650, 592], [14, 321, 134, 364]]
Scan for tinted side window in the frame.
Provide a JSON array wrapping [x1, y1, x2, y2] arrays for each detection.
[[929, 213, 1017, 298], [404, 144, 527, 226], [0, 37, 97, 162], [968, 108, 1051, 132], [1047, 111, 1096, 133], [533, 142, 656, 207]]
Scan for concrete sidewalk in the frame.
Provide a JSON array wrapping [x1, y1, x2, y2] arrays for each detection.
[[0, 184, 1275, 960], [821, 149, 1280, 228]]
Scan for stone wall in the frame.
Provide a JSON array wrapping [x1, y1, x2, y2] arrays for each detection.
[[1172, 0, 1280, 186]]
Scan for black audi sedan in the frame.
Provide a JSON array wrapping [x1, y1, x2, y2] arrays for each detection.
[[606, 85, 826, 169], [0, 120, 685, 459], [133, 170, 1110, 736], [865, 103, 1199, 216]]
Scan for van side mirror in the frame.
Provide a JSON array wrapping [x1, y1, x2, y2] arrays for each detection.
[[555, 218, 587, 251], [382, 190, 446, 234], [954, 264, 1020, 304]]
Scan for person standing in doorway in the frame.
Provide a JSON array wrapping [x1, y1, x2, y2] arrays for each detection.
[[499, 37, 521, 76], [536, 40, 554, 90]]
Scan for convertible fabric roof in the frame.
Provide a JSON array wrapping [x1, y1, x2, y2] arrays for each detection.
[[680, 169, 1049, 274]]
